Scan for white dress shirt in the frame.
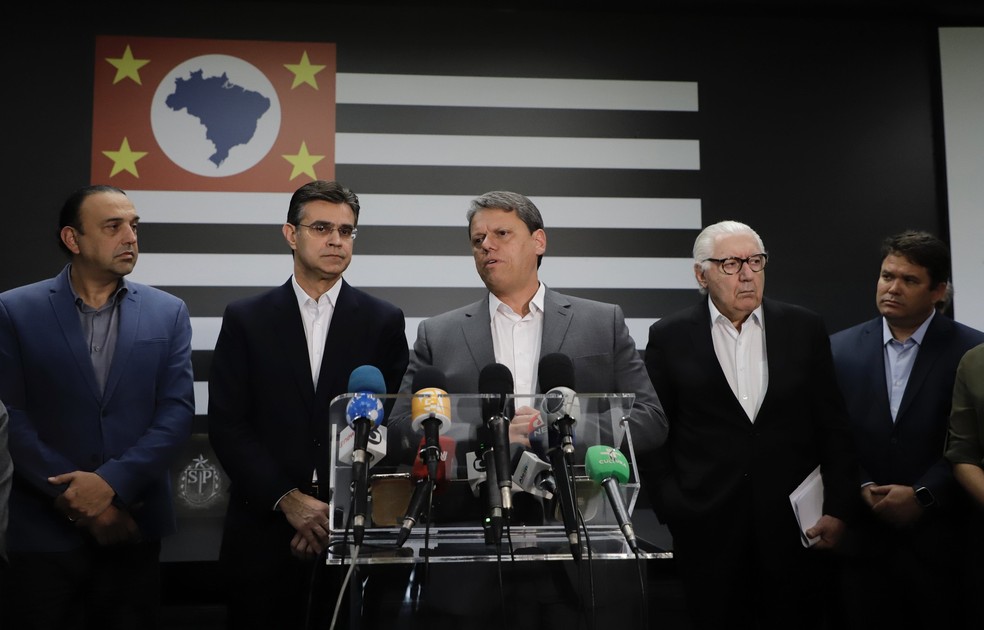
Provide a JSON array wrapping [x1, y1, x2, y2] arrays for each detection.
[[489, 283, 546, 402], [708, 298, 769, 422], [292, 276, 342, 387]]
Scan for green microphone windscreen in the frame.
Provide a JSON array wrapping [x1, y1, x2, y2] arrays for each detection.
[[584, 445, 630, 485]]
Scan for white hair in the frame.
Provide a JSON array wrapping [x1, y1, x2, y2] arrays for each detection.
[[692, 220, 766, 294]]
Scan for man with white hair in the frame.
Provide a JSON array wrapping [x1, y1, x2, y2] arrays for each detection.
[[645, 220, 857, 630]]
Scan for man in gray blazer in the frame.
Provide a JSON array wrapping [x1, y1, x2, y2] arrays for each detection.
[[386, 190, 666, 628], [392, 190, 665, 450]]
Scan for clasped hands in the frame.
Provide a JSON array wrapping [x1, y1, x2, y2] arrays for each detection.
[[49, 470, 140, 545], [280, 489, 332, 560]]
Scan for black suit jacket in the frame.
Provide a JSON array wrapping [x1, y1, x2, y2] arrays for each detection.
[[830, 313, 984, 542], [207, 279, 408, 566], [645, 298, 857, 543]]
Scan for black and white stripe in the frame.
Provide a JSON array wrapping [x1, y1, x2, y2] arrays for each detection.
[[124, 72, 702, 421]]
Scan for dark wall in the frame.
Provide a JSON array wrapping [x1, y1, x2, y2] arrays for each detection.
[[3, 1, 983, 565], [4, 2, 978, 331]]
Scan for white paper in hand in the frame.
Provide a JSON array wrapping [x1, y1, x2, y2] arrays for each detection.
[[789, 465, 823, 548]]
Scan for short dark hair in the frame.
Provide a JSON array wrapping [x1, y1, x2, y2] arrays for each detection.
[[466, 191, 545, 268], [286, 180, 360, 226], [880, 230, 951, 287], [57, 184, 126, 256]]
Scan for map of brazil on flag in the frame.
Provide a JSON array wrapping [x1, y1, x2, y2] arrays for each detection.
[[91, 35, 336, 192]]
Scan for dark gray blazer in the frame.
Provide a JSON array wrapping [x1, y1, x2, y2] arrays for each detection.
[[390, 287, 667, 456]]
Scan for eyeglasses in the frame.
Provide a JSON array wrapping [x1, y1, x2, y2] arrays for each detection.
[[295, 222, 358, 240], [703, 253, 768, 275]]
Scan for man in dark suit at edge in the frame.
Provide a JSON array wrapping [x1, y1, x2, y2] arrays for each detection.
[[830, 230, 984, 629], [207, 180, 409, 629], [645, 220, 857, 630]]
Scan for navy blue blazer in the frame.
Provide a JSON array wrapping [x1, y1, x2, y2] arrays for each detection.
[[830, 313, 984, 509], [0, 265, 195, 553]]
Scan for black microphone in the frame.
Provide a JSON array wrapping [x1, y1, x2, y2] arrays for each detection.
[[396, 477, 433, 547], [479, 362, 515, 516], [538, 353, 579, 464], [475, 425, 504, 545], [538, 353, 581, 561], [410, 367, 451, 481], [346, 365, 387, 546]]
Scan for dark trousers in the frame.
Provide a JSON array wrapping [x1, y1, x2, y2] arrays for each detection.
[[839, 513, 972, 630], [670, 517, 841, 630], [5, 539, 162, 630]]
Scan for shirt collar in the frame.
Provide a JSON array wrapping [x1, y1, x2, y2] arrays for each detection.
[[489, 282, 546, 319], [707, 296, 765, 331], [291, 275, 341, 309], [67, 265, 129, 309], [882, 309, 935, 347]]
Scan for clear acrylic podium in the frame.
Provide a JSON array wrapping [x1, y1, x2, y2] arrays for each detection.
[[325, 392, 663, 564]]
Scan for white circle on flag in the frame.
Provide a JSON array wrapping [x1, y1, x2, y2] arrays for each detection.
[[151, 54, 282, 177]]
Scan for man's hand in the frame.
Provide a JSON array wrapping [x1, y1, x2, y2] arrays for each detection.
[[508, 405, 541, 448], [84, 504, 141, 546], [866, 484, 923, 527], [50, 471, 115, 521], [279, 489, 331, 559], [805, 514, 846, 550]]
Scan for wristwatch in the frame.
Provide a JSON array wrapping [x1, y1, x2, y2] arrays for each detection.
[[914, 486, 935, 508]]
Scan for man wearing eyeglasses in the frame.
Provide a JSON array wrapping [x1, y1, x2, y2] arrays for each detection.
[[829, 231, 984, 629], [207, 180, 409, 629], [644, 220, 858, 630]]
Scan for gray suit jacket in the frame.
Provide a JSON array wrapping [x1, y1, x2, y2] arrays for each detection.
[[390, 287, 666, 457]]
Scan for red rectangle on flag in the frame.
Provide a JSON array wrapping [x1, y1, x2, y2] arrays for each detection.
[[91, 35, 336, 192]]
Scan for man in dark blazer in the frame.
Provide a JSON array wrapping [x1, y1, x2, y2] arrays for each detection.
[[645, 220, 857, 630], [0, 185, 195, 628], [207, 180, 409, 630], [830, 230, 984, 629], [387, 191, 666, 628]]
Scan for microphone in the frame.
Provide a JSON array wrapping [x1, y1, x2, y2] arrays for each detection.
[[396, 437, 454, 547], [469, 425, 503, 545], [538, 353, 579, 464], [585, 445, 639, 553], [479, 363, 515, 516], [410, 367, 452, 481], [396, 478, 433, 547], [510, 443, 556, 499], [337, 424, 387, 470], [412, 435, 456, 481], [538, 353, 581, 561], [346, 365, 387, 546]]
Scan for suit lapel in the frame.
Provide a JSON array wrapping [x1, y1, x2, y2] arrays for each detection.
[[896, 314, 949, 422], [49, 269, 102, 402], [540, 288, 573, 357], [461, 297, 496, 372], [690, 300, 749, 424], [275, 281, 317, 411], [859, 318, 894, 425], [102, 286, 138, 404], [319, 280, 358, 399]]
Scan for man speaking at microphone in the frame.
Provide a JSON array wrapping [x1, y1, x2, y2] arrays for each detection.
[[389, 191, 666, 624], [208, 181, 409, 630]]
